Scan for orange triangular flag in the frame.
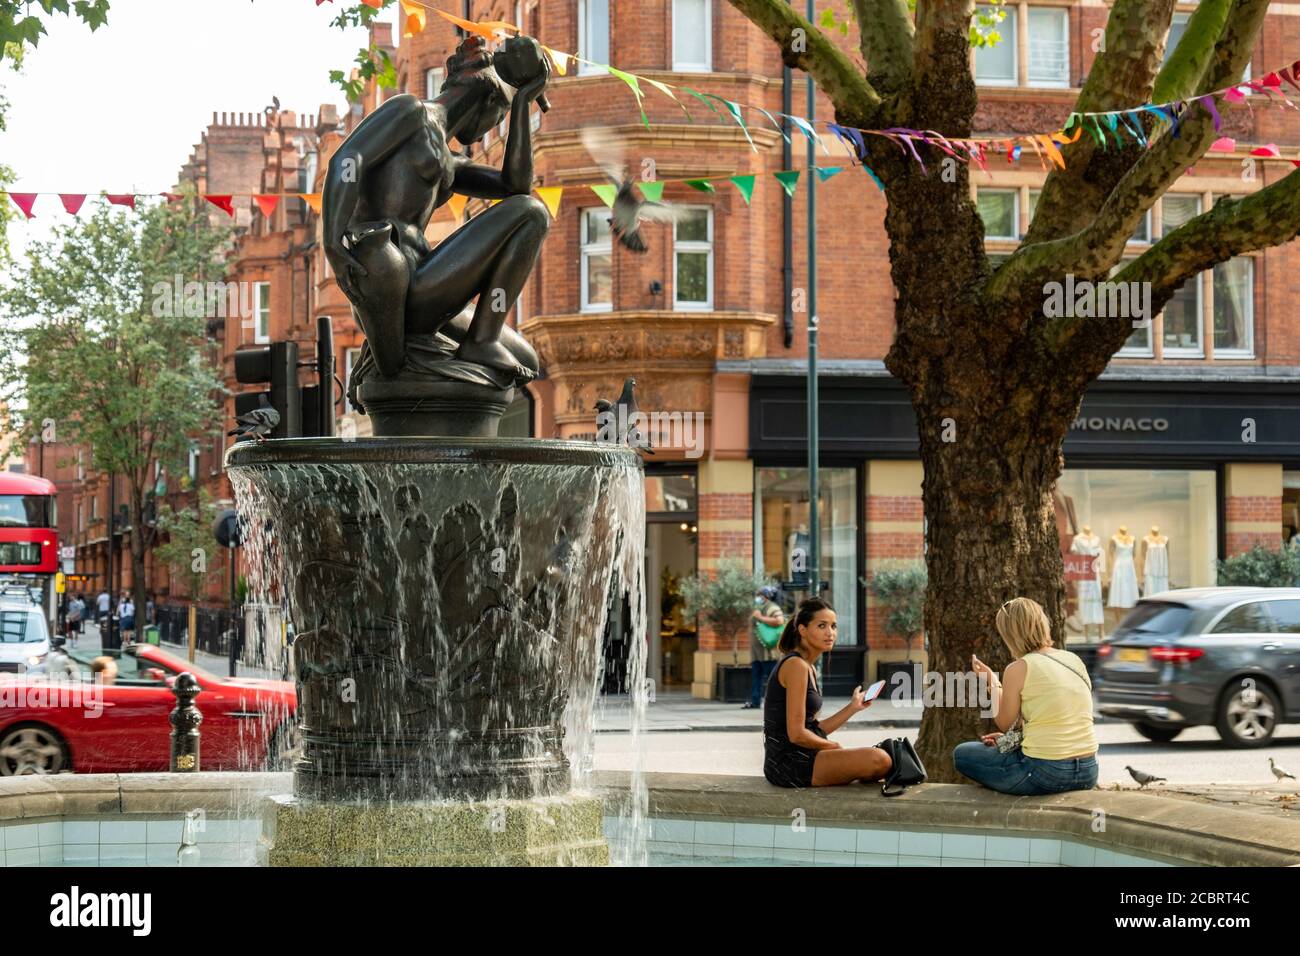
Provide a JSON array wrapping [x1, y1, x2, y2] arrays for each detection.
[[60, 194, 86, 215], [534, 186, 563, 218], [544, 46, 570, 76], [446, 193, 468, 221], [433, 8, 519, 41], [205, 194, 235, 216], [299, 193, 322, 214], [254, 194, 280, 218], [399, 0, 426, 37]]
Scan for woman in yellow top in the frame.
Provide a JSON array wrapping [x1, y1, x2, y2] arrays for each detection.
[[954, 597, 1098, 795]]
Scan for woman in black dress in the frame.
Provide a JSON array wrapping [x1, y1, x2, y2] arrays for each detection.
[[763, 598, 893, 788]]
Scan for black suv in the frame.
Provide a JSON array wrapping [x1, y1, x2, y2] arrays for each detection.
[[1096, 587, 1300, 747]]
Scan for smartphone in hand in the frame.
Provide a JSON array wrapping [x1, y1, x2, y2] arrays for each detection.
[[862, 679, 887, 702]]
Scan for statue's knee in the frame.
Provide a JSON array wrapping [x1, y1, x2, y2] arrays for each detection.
[[507, 194, 550, 234]]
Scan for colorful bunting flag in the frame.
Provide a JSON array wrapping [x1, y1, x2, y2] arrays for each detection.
[[254, 194, 280, 218], [399, 0, 426, 38], [535, 186, 563, 218], [543, 46, 569, 76], [685, 179, 715, 194], [446, 193, 468, 221], [8, 193, 37, 219], [814, 166, 843, 182], [608, 67, 649, 129], [105, 194, 135, 209], [299, 193, 323, 214], [59, 194, 86, 215], [729, 175, 756, 205], [432, 9, 518, 42], [773, 170, 800, 198], [205, 195, 235, 216], [1210, 137, 1237, 152], [637, 181, 665, 203], [590, 184, 617, 208]]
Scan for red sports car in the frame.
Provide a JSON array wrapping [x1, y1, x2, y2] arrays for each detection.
[[0, 644, 297, 775]]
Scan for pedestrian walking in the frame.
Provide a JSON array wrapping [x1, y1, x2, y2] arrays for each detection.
[[65, 594, 83, 647], [119, 593, 136, 645], [744, 585, 784, 709], [96, 589, 110, 628]]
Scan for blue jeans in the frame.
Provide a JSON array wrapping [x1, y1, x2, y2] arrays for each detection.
[[953, 740, 1098, 795], [750, 658, 776, 707]]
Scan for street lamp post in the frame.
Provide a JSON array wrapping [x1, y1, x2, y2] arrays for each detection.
[[805, 0, 820, 602]]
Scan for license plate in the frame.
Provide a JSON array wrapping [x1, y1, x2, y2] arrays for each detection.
[[1117, 648, 1148, 664]]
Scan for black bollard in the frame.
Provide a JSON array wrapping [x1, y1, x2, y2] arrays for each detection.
[[169, 672, 203, 772]]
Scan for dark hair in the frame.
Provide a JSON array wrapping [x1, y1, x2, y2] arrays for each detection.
[[777, 597, 836, 653]]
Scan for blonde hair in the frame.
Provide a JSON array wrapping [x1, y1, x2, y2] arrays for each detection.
[[995, 597, 1053, 658]]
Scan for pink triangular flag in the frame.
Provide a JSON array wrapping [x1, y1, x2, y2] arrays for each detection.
[[8, 193, 37, 219], [59, 194, 86, 215], [1225, 87, 1247, 103], [105, 194, 136, 209], [1209, 137, 1236, 152], [1250, 143, 1280, 158], [253, 194, 280, 218]]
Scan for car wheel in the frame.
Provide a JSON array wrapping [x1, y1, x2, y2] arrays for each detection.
[[0, 724, 69, 775], [1131, 722, 1182, 743], [267, 719, 302, 771], [1215, 678, 1280, 748]]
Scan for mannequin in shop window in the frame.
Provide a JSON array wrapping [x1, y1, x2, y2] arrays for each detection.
[[786, 522, 810, 587], [1070, 525, 1105, 640], [1140, 526, 1170, 596], [1107, 526, 1139, 610]]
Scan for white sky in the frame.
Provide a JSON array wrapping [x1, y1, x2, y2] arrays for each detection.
[[0, 0, 401, 257]]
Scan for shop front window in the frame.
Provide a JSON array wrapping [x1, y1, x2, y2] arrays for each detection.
[[1055, 468, 1218, 645], [1284, 471, 1300, 553], [754, 467, 858, 646]]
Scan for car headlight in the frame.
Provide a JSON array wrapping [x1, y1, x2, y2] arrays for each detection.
[[27, 653, 47, 666]]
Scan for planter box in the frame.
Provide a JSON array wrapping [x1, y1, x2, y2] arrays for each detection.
[[716, 664, 751, 703]]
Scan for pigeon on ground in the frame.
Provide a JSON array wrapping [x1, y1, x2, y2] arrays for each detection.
[[594, 377, 654, 454], [228, 394, 280, 443], [581, 128, 681, 253], [1270, 758, 1296, 781], [1125, 765, 1166, 788]]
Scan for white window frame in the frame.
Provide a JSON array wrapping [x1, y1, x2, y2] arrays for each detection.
[[1114, 256, 1154, 357], [974, 6, 1017, 87], [977, 188, 1020, 240], [253, 281, 271, 343], [1026, 6, 1069, 89], [578, 0, 610, 77], [1213, 257, 1255, 358], [425, 67, 444, 100], [187, 445, 199, 482], [672, 0, 713, 73], [1158, 193, 1203, 358], [581, 208, 614, 313], [673, 205, 714, 312]]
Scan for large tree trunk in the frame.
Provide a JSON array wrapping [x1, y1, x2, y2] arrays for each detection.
[[908, 386, 1078, 781]]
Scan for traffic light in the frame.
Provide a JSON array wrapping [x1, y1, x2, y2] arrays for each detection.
[[234, 341, 301, 439]]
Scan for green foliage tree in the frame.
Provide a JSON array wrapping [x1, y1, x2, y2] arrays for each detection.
[[0, 197, 229, 633], [1216, 544, 1300, 588], [680, 559, 778, 646], [154, 488, 220, 603], [865, 560, 927, 660]]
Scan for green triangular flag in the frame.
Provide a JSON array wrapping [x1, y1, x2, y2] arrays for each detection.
[[608, 66, 650, 129], [814, 166, 843, 182], [590, 184, 617, 208], [773, 170, 800, 198], [637, 181, 666, 203], [685, 179, 715, 194], [729, 174, 756, 204]]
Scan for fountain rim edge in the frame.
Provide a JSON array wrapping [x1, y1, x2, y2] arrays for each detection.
[[225, 436, 646, 470]]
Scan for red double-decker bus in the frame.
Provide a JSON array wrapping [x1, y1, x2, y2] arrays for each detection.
[[0, 472, 58, 576]]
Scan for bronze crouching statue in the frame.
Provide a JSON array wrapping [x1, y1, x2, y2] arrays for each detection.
[[323, 34, 551, 436]]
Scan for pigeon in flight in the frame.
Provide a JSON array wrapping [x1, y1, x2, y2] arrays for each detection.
[[1125, 765, 1166, 788], [228, 394, 280, 443], [581, 128, 681, 253], [595, 377, 654, 454], [1270, 758, 1296, 781]]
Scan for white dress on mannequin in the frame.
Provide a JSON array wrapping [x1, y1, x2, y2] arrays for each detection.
[[1144, 539, 1169, 595], [1108, 539, 1139, 608], [1070, 534, 1105, 625]]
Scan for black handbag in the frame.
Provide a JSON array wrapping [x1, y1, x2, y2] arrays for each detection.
[[875, 736, 927, 797]]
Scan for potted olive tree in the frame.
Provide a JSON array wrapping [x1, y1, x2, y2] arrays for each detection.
[[865, 560, 927, 699], [680, 560, 778, 701]]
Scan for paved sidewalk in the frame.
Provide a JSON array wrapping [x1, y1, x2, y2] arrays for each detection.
[[76, 621, 281, 682], [594, 689, 925, 733]]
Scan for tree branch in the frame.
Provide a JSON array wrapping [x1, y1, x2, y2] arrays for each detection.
[[909, 0, 977, 126], [725, 0, 881, 116], [850, 0, 914, 90], [989, 0, 1269, 310]]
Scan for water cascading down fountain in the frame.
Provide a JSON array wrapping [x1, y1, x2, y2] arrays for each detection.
[[227, 34, 644, 866]]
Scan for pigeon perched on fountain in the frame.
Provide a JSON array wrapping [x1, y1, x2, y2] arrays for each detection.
[[1270, 758, 1296, 781], [594, 377, 654, 454], [227, 394, 280, 443], [1125, 765, 1166, 788], [581, 128, 681, 253]]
